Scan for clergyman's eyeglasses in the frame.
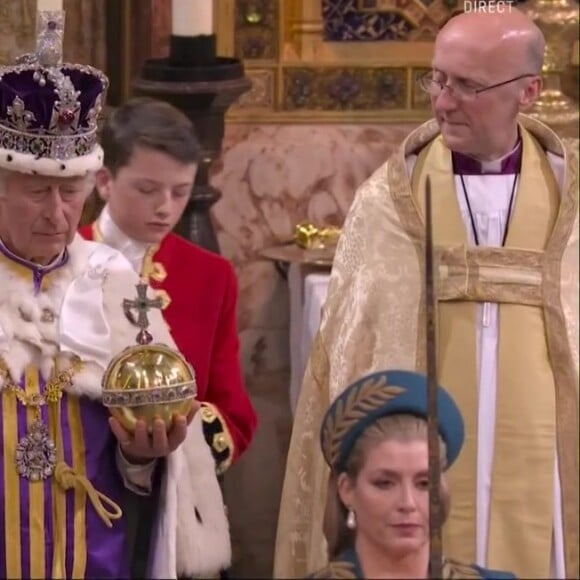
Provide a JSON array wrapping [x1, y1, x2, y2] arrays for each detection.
[[418, 71, 537, 101]]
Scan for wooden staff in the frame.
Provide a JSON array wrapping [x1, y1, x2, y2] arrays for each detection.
[[425, 176, 443, 579]]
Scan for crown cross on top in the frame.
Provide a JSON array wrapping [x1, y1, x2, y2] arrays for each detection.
[[36, 11, 65, 70]]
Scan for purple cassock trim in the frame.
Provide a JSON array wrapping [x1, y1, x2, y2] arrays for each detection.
[[80, 398, 129, 578], [0, 238, 68, 295], [0, 376, 129, 577], [452, 140, 522, 175]]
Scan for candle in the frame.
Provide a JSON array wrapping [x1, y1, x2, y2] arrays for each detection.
[[172, 0, 213, 37], [37, 0, 63, 10]]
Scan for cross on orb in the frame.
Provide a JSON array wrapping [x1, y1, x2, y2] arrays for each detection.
[[122, 281, 163, 345]]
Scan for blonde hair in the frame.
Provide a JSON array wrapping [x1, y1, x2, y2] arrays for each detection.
[[324, 414, 450, 559]]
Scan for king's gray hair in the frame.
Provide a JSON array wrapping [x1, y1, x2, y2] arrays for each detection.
[[0, 169, 96, 198]]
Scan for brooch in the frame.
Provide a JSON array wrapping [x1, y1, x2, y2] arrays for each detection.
[[14, 421, 57, 481]]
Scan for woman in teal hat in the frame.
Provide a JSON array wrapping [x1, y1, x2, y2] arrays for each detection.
[[310, 369, 516, 579]]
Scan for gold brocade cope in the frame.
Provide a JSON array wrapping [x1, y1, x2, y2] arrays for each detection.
[[102, 281, 197, 432], [273, 114, 578, 580], [410, 126, 573, 577]]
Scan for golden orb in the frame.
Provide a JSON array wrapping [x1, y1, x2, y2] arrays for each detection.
[[102, 343, 197, 432]]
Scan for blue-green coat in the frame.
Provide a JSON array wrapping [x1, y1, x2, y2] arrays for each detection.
[[308, 548, 516, 579]]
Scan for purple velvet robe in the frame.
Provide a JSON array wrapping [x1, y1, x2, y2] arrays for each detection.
[[0, 377, 130, 578], [0, 245, 130, 578], [0, 378, 130, 578]]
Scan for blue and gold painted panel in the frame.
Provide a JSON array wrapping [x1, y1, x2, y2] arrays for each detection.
[[284, 66, 407, 111], [322, 0, 458, 41], [322, 0, 528, 42], [226, 0, 524, 119]]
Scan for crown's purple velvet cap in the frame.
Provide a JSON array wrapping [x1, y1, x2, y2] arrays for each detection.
[[0, 65, 107, 139], [0, 8, 109, 176]]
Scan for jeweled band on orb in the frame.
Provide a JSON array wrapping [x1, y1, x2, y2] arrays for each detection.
[[102, 383, 196, 408]]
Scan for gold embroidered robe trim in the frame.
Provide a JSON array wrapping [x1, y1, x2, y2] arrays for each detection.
[[436, 246, 544, 305], [410, 126, 561, 577], [273, 115, 578, 579]]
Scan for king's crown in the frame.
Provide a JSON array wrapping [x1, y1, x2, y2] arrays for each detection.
[[0, 10, 108, 175]]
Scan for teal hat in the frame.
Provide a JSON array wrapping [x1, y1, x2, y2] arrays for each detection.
[[320, 369, 464, 472]]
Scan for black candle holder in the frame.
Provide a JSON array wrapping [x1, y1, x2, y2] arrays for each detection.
[[132, 34, 251, 254]]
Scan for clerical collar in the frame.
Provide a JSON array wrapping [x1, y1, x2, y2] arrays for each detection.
[[0, 236, 68, 294], [97, 205, 151, 274], [452, 139, 522, 175]]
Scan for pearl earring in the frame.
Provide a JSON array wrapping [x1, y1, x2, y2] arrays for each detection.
[[346, 508, 357, 530]]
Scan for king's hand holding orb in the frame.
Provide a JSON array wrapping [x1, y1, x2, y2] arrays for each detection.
[[102, 280, 199, 461]]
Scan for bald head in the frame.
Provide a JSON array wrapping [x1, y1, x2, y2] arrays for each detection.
[[429, 8, 545, 161], [439, 10, 545, 74]]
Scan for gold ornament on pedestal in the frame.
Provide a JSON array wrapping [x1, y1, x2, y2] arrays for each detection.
[[102, 281, 197, 432], [520, 0, 579, 127], [293, 222, 341, 250]]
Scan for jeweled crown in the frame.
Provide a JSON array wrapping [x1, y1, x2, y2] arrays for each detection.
[[0, 10, 109, 176]]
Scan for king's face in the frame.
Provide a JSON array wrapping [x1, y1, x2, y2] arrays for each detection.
[[0, 171, 93, 265]]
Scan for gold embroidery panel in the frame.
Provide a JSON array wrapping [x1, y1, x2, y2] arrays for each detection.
[[437, 246, 544, 306]]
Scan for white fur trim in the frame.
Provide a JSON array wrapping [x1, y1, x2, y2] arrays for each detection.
[[0, 144, 104, 177], [0, 234, 138, 398], [0, 236, 86, 383], [150, 413, 232, 579]]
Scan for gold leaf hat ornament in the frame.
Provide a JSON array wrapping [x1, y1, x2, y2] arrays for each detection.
[[102, 281, 197, 432], [320, 369, 465, 472]]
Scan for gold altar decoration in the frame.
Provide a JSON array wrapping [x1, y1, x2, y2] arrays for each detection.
[[260, 243, 336, 267], [102, 281, 197, 432], [520, 0, 579, 128], [260, 222, 341, 266], [293, 222, 341, 250]]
